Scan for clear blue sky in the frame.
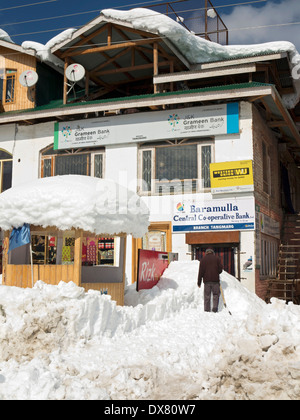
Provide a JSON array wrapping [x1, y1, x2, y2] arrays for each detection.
[[0, 0, 299, 50]]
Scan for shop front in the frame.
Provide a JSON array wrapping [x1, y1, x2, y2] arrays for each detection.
[[186, 231, 240, 279], [0, 175, 150, 306], [172, 196, 256, 285]]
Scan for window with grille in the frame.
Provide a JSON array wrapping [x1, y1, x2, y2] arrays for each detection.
[[41, 145, 105, 179], [139, 139, 214, 195]]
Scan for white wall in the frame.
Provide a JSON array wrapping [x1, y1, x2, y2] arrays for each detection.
[[0, 101, 257, 290]]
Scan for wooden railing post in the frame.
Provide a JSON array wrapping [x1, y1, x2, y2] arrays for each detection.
[[73, 229, 83, 287]]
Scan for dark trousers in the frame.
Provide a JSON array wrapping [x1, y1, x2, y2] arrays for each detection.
[[204, 282, 220, 313]]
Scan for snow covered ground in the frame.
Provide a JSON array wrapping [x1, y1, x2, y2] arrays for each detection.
[[0, 260, 299, 400]]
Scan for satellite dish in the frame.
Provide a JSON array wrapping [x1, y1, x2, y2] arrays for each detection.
[[65, 63, 85, 82], [19, 70, 39, 87]]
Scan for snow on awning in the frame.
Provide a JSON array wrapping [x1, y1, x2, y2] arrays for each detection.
[[0, 175, 150, 238]]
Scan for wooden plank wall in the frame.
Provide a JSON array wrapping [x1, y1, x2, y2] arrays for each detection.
[[4, 265, 125, 306], [4, 264, 74, 287], [0, 46, 37, 112], [82, 282, 125, 307]]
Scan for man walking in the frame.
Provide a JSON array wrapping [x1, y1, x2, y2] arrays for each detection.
[[197, 248, 223, 313]]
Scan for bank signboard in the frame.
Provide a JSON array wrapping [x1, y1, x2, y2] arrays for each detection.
[[210, 160, 254, 194], [54, 103, 239, 150], [172, 197, 255, 233]]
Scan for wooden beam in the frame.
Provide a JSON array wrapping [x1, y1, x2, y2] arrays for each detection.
[[272, 90, 300, 146], [153, 64, 257, 85], [107, 23, 112, 46], [267, 120, 288, 128], [90, 48, 130, 72], [95, 60, 170, 77], [73, 229, 83, 287], [60, 25, 109, 59], [63, 58, 69, 105], [68, 38, 158, 57]]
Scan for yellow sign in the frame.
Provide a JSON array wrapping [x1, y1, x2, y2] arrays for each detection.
[[210, 160, 254, 194]]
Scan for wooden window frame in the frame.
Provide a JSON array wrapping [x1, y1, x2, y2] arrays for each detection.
[[40, 145, 105, 178], [3, 69, 17, 104], [138, 139, 214, 195]]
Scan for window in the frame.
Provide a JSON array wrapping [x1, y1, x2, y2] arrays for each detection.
[[31, 232, 120, 267], [139, 139, 214, 195], [0, 150, 12, 192], [262, 142, 271, 194], [260, 235, 278, 278], [41, 145, 105, 178], [4, 70, 17, 104]]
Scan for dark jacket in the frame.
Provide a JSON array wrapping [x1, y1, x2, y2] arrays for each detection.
[[197, 253, 223, 286]]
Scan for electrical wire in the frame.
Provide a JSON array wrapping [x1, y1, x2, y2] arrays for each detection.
[[0, 0, 268, 31], [0, 0, 298, 52], [0, 0, 58, 13]]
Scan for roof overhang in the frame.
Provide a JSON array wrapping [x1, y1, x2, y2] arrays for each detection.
[[0, 81, 299, 160], [0, 83, 274, 125], [0, 40, 36, 57]]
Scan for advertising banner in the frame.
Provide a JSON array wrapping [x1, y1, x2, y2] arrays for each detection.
[[210, 160, 254, 194], [172, 197, 255, 233], [137, 249, 170, 291], [54, 103, 239, 150]]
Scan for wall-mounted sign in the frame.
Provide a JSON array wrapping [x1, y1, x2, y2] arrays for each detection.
[[210, 160, 254, 194], [172, 197, 255, 233], [54, 103, 239, 150]]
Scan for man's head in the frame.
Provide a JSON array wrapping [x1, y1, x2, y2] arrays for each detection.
[[205, 248, 215, 255]]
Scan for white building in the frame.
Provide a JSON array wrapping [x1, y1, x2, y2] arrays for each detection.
[[0, 8, 299, 302]]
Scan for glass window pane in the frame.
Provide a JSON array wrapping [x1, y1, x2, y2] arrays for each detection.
[[55, 154, 89, 176], [0, 150, 12, 160], [156, 144, 197, 180], [155, 144, 197, 193], [142, 150, 152, 192], [94, 154, 103, 178], [43, 158, 52, 178], [201, 145, 212, 188], [2, 160, 12, 192], [5, 73, 16, 103]]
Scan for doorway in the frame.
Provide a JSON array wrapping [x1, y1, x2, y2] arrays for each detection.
[[194, 245, 236, 277]]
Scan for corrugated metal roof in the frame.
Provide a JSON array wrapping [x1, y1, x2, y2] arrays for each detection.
[[3, 82, 271, 116]]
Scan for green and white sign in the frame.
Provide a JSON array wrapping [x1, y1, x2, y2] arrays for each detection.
[[54, 103, 239, 150]]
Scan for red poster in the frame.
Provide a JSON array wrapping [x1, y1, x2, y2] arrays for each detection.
[[137, 249, 170, 291]]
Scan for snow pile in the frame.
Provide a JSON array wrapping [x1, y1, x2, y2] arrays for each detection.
[[0, 261, 299, 400], [0, 175, 149, 237]]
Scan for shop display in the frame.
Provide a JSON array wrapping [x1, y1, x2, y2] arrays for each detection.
[[30, 235, 115, 266], [32, 235, 57, 265]]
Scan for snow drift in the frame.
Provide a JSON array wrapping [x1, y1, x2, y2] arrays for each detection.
[[0, 261, 299, 400]]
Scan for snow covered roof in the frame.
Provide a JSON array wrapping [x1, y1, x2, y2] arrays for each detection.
[[0, 175, 150, 237], [1, 8, 299, 107], [48, 8, 300, 109], [0, 29, 14, 44]]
